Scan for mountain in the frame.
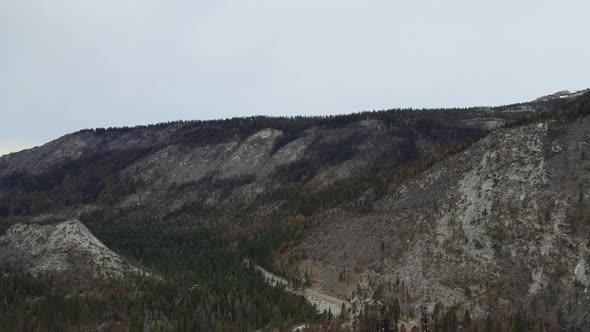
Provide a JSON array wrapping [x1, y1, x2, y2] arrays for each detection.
[[0, 91, 589, 331], [293, 117, 590, 326], [0, 98, 565, 220]]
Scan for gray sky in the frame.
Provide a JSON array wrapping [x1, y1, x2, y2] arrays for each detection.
[[1, 0, 589, 156]]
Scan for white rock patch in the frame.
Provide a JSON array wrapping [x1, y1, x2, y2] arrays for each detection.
[[0, 219, 145, 279]]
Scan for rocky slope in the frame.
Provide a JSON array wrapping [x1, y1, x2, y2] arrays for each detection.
[[292, 113, 590, 327], [0, 219, 144, 285]]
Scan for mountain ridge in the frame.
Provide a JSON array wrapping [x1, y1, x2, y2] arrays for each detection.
[[0, 95, 572, 221]]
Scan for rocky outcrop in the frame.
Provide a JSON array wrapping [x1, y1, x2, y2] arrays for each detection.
[[0, 219, 144, 282]]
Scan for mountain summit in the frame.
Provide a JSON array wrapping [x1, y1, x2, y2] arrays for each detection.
[[534, 89, 590, 102]]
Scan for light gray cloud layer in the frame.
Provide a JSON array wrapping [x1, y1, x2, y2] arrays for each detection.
[[1, 0, 589, 155]]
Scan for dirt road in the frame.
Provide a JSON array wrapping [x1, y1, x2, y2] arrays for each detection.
[[254, 263, 348, 316]]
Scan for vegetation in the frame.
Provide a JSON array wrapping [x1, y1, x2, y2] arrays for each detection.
[[0, 213, 326, 332], [1, 96, 559, 219], [354, 300, 568, 332]]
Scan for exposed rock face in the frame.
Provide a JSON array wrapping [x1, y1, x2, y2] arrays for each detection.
[[0, 219, 142, 281], [294, 117, 590, 325], [121, 128, 286, 185]]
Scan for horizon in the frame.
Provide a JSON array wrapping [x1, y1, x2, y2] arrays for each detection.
[[2, 1, 590, 156], [0, 87, 583, 157]]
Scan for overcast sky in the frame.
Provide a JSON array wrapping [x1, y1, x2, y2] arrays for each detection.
[[1, 0, 589, 156]]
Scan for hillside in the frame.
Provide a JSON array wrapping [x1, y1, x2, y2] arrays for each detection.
[[292, 118, 590, 327], [0, 219, 145, 286], [0, 98, 564, 221], [0, 92, 589, 331]]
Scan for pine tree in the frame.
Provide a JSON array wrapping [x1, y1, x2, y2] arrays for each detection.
[[463, 309, 472, 329]]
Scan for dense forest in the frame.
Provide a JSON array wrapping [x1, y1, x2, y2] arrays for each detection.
[[0, 212, 326, 331]]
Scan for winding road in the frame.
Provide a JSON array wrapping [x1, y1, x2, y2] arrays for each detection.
[[254, 264, 348, 316]]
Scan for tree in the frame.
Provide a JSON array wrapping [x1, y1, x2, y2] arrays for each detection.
[[463, 309, 472, 329], [513, 312, 526, 332]]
